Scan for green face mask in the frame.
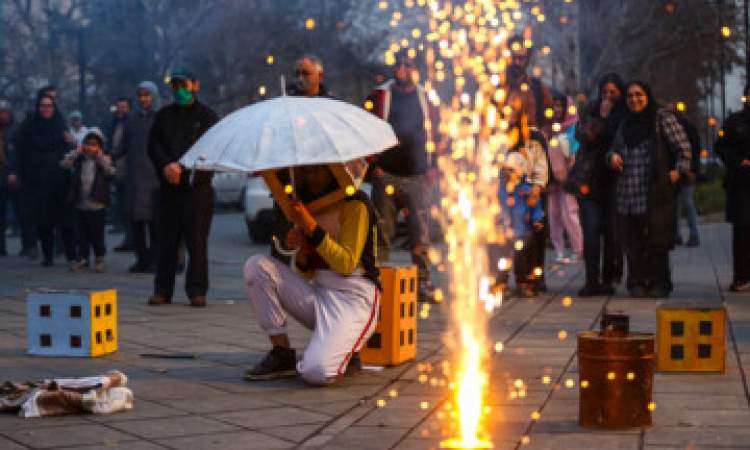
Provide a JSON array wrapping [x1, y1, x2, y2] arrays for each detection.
[[173, 87, 194, 106]]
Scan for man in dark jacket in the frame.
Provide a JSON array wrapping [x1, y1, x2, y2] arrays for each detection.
[[147, 66, 218, 307], [121, 81, 161, 273], [715, 84, 750, 292], [365, 53, 440, 303]]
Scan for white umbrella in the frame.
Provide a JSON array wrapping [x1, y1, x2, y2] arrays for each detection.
[[179, 96, 398, 173]]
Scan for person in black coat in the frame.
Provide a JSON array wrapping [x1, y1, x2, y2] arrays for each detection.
[[147, 66, 218, 307], [567, 73, 626, 296], [715, 83, 750, 292], [607, 81, 693, 298], [13, 94, 76, 266]]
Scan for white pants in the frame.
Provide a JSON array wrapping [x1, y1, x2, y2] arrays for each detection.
[[243, 255, 379, 386]]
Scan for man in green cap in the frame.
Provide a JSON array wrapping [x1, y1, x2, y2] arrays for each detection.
[[147, 65, 218, 307]]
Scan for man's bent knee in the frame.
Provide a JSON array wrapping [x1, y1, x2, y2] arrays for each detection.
[[297, 359, 336, 387], [243, 254, 277, 285]]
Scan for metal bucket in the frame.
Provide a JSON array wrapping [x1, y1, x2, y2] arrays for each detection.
[[578, 331, 655, 429]]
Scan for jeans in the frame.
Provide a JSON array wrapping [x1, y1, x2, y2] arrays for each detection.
[[579, 197, 623, 287], [675, 184, 700, 241], [372, 172, 432, 287]]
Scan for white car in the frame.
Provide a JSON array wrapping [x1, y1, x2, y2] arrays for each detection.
[[212, 172, 248, 208], [243, 175, 373, 243], [243, 175, 276, 243]]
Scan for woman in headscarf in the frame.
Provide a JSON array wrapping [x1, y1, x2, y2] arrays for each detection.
[[14, 93, 76, 266], [119, 81, 161, 273], [567, 73, 627, 297], [607, 81, 692, 298]]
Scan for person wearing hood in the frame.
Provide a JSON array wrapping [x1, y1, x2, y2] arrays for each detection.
[[547, 92, 583, 265], [0, 99, 16, 256], [365, 52, 442, 303], [715, 83, 750, 292], [120, 81, 161, 273], [607, 81, 692, 298], [13, 93, 77, 266], [147, 66, 218, 307], [68, 111, 89, 147], [566, 73, 627, 296]]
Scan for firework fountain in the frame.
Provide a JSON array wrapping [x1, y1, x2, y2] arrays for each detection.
[[381, 1, 543, 447]]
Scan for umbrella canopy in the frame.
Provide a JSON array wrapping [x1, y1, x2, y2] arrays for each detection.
[[179, 96, 398, 173]]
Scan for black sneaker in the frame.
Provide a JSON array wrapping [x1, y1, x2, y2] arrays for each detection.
[[729, 280, 750, 292], [418, 283, 438, 303], [244, 347, 297, 381], [686, 237, 700, 247], [345, 352, 362, 376]]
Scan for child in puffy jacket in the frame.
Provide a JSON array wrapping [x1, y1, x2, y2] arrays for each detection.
[[493, 151, 545, 298], [60, 128, 116, 272]]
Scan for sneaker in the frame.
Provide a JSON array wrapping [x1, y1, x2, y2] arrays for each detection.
[[686, 237, 700, 247], [148, 294, 171, 305], [418, 282, 438, 303], [515, 283, 537, 298], [94, 258, 105, 273], [345, 352, 362, 376], [244, 347, 298, 381], [189, 296, 206, 307], [729, 281, 750, 292], [70, 259, 87, 272]]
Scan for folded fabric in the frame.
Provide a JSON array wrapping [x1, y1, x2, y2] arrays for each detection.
[[0, 370, 133, 418]]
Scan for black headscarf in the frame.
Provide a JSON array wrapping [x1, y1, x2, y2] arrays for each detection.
[[622, 80, 659, 148], [590, 73, 627, 121]]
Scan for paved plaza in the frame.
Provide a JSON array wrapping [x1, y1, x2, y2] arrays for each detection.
[[0, 212, 748, 450]]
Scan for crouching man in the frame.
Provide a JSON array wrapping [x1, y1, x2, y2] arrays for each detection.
[[243, 165, 380, 385]]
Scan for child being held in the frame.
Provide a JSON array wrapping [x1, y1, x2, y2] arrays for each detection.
[[60, 128, 116, 272], [497, 151, 545, 297]]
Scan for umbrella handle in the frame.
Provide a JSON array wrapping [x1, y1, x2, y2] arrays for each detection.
[[273, 235, 299, 257]]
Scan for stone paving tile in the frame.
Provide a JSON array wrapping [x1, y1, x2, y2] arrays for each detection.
[[524, 432, 640, 449], [157, 393, 281, 414], [156, 430, 293, 449], [645, 425, 750, 448], [0, 435, 28, 450], [49, 440, 168, 450], [313, 426, 407, 450], [3, 423, 136, 448], [210, 406, 331, 428], [0, 414, 91, 431], [107, 415, 239, 440], [263, 424, 321, 443]]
